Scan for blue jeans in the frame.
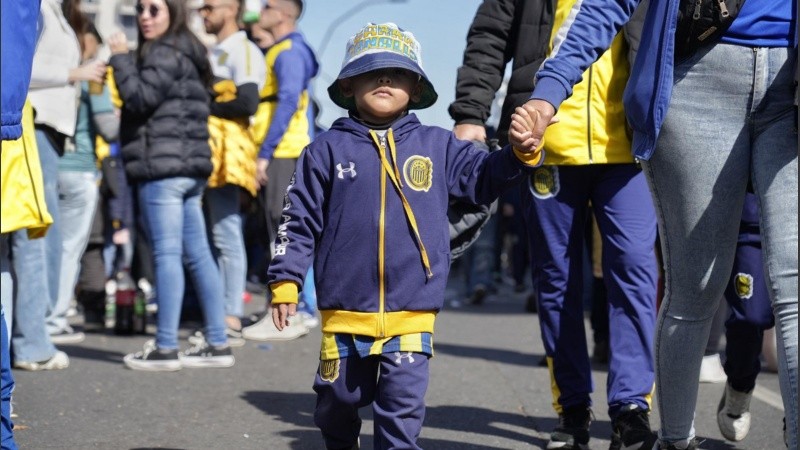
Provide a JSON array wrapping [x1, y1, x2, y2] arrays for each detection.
[[1, 308, 17, 450], [1, 236, 11, 335], [138, 177, 227, 349], [48, 170, 99, 333], [647, 44, 797, 446], [205, 185, 246, 318], [7, 130, 60, 363]]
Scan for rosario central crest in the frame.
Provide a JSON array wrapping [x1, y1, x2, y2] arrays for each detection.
[[403, 156, 433, 192]]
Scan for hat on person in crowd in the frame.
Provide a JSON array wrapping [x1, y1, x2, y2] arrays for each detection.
[[328, 22, 438, 111]]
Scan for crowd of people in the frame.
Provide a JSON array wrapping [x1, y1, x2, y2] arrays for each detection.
[[0, 0, 796, 449]]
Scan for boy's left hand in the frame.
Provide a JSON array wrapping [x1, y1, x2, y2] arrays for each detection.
[[272, 303, 297, 331]]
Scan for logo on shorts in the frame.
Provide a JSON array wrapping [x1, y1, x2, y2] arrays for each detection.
[[403, 156, 433, 192], [734, 272, 754, 299], [529, 166, 559, 199], [319, 359, 340, 382]]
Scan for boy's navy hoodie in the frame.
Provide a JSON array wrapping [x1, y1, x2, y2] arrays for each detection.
[[267, 113, 541, 338]]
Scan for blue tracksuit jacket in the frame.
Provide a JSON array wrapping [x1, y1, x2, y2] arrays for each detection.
[[267, 113, 541, 338]]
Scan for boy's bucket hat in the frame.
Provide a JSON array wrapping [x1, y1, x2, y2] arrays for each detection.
[[328, 22, 438, 111]]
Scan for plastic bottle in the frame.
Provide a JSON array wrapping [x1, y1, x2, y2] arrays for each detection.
[[132, 289, 147, 334], [114, 269, 136, 335], [242, 0, 261, 24]]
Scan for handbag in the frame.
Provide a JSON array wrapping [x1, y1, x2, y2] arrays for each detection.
[[674, 0, 747, 60]]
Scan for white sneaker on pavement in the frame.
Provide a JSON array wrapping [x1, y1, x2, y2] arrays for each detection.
[[242, 312, 309, 341], [13, 350, 70, 371], [699, 353, 727, 383], [717, 382, 753, 441]]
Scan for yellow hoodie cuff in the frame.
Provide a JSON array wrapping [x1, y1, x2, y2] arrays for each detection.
[[270, 281, 299, 304], [513, 145, 544, 167]]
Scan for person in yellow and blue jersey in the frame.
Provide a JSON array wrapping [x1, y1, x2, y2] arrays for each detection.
[[242, 0, 319, 341], [451, 1, 657, 449], [265, 22, 544, 450], [198, 0, 266, 346]]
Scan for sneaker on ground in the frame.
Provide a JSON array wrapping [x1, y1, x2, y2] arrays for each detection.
[[13, 350, 70, 371], [297, 311, 320, 329], [49, 326, 86, 344], [658, 438, 701, 449], [241, 312, 309, 341], [699, 353, 727, 383], [179, 341, 235, 368], [187, 327, 246, 348], [609, 405, 657, 450], [123, 340, 181, 372], [716, 382, 752, 441], [547, 405, 592, 449]]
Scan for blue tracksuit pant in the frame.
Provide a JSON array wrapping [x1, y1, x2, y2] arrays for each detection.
[[522, 164, 658, 418], [1, 308, 17, 450], [723, 192, 773, 393], [313, 352, 429, 450]]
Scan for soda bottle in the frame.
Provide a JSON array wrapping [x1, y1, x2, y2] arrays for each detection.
[[132, 289, 147, 334], [114, 269, 136, 335]]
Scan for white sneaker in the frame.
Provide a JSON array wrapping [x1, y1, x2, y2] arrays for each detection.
[[13, 350, 70, 371], [297, 311, 320, 329], [241, 312, 309, 341], [699, 354, 727, 383], [717, 383, 752, 441]]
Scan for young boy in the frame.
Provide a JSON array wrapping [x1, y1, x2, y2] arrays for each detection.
[[267, 22, 544, 449]]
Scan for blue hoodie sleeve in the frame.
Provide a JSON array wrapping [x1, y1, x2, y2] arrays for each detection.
[[532, 0, 640, 109], [258, 43, 313, 160], [266, 145, 327, 286], [445, 135, 539, 205]]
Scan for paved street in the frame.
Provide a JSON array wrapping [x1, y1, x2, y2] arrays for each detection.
[[10, 286, 786, 449]]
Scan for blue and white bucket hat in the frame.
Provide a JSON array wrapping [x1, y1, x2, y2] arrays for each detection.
[[327, 22, 438, 111]]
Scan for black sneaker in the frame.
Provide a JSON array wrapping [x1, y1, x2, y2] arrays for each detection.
[[179, 341, 235, 368], [547, 405, 592, 449], [187, 327, 246, 347], [124, 340, 181, 372], [609, 405, 657, 450]]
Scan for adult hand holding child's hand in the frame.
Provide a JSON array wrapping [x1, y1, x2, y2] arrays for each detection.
[[508, 100, 559, 154]]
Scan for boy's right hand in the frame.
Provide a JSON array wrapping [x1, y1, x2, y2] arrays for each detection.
[[272, 303, 297, 331]]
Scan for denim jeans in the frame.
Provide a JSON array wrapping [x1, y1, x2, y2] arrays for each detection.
[[138, 177, 227, 349], [205, 185, 246, 319], [646, 44, 797, 446], [8, 130, 60, 363], [0, 236, 11, 335], [47, 170, 99, 333]]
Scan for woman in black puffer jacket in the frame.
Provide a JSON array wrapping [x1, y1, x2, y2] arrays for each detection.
[[108, 0, 233, 372]]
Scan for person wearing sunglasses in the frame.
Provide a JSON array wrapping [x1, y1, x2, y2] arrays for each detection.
[[106, 0, 234, 371]]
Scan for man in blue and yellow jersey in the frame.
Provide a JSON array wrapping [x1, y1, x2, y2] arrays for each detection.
[[451, 1, 658, 449], [244, 0, 318, 341], [200, 0, 266, 342]]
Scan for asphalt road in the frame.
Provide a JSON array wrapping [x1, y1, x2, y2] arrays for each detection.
[[9, 285, 786, 449]]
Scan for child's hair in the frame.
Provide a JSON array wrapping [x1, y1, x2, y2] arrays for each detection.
[[327, 22, 437, 111]]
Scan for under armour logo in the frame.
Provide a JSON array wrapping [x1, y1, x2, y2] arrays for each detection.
[[394, 352, 415, 364], [337, 162, 357, 179]]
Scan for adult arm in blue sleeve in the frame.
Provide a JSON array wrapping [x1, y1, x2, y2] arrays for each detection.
[[258, 49, 308, 160]]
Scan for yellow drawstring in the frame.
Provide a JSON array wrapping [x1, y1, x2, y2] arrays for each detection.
[[369, 130, 433, 279]]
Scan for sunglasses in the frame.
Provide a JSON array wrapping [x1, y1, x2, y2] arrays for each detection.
[[135, 4, 160, 18]]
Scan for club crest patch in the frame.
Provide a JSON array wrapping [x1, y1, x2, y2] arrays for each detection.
[[403, 156, 433, 192], [734, 272, 754, 299], [319, 359, 340, 383], [529, 166, 559, 199]]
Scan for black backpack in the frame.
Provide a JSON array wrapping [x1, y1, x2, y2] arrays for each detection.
[[674, 0, 747, 59]]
